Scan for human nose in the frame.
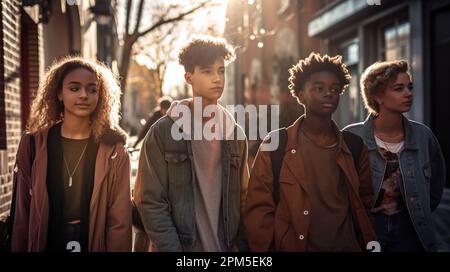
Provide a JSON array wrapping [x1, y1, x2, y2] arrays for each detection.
[[213, 71, 222, 82], [79, 87, 88, 99], [405, 88, 413, 99], [322, 88, 334, 96]]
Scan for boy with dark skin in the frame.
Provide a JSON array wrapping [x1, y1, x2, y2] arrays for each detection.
[[245, 53, 377, 251]]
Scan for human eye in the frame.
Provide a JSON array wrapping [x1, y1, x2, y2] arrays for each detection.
[[88, 87, 97, 94], [314, 86, 324, 93], [330, 87, 341, 94], [393, 85, 404, 91], [69, 86, 79, 92]]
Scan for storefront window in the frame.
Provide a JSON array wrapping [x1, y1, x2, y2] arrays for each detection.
[[336, 38, 361, 125], [382, 21, 410, 61], [342, 40, 359, 66]]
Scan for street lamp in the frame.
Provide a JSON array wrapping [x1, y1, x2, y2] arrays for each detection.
[[90, 0, 113, 26]]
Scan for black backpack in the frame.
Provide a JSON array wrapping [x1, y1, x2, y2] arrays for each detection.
[[270, 128, 363, 204]]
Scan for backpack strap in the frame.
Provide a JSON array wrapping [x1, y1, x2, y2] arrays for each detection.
[[270, 128, 288, 205], [342, 130, 363, 171]]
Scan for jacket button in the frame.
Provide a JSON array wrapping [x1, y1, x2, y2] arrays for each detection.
[[410, 197, 415, 202], [299, 235, 304, 240], [303, 210, 309, 215], [291, 149, 296, 154]]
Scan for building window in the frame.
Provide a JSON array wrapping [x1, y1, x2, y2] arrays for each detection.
[[338, 39, 361, 125], [380, 21, 410, 61], [342, 39, 359, 66]]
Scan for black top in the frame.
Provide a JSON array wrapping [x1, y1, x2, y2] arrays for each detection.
[[46, 123, 98, 252]]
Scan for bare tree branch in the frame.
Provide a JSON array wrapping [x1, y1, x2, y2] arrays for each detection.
[[125, 0, 132, 35], [138, 1, 209, 38], [118, 0, 220, 123], [133, 0, 145, 34]]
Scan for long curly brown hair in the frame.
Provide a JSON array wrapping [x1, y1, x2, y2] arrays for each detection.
[[27, 56, 123, 142]]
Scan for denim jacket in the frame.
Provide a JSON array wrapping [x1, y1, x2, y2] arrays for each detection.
[[344, 115, 446, 251], [133, 112, 249, 252]]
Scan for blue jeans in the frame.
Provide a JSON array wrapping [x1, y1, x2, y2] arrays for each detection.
[[374, 209, 424, 252]]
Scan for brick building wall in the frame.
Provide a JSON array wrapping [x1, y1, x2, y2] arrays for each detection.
[[0, 0, 21, 217], [21, 11, 40, 129]]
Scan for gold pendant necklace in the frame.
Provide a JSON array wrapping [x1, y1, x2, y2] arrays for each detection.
[[63, 142, 89, 187]]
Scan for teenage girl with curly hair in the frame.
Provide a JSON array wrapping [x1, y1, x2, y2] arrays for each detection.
[[12, 56, 132, 252]]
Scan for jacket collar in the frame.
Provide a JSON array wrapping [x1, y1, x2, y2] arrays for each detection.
[[361, 114, 418, 151], [282, 115, 357, 194], [285, 115, 351, 155]]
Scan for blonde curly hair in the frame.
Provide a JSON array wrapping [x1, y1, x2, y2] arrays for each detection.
[[27, 56, 123, 142]]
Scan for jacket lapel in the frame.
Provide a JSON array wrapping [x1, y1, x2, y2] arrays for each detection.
[[90, 143, 113, 210], [31, 128, 50, 251], [282, 116, 310, 193]]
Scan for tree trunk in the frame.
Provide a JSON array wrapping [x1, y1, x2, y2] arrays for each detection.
[[118, 39, 134, 127]]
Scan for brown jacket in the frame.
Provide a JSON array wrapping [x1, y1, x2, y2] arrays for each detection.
[[244, 116, 377, 251], [12, 125, 132, 252]]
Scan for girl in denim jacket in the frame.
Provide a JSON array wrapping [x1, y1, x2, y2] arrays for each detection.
[[344, 60, 446, 252]]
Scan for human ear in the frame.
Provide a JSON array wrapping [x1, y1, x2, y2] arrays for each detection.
[[298, 90, 305, 104], [185, 73, 192, 85]]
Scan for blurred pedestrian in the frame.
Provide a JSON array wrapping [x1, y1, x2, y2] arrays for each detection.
[[344, 60, 446, 252], [133, 96, 172, 149], [11, 56, 132, 252]]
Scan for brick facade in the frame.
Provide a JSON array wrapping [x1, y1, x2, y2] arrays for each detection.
[[0, 0, 21, 217]]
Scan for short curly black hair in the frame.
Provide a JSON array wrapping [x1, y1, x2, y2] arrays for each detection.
[[178, 35, 236, 73], [288, 52, 351, 104]]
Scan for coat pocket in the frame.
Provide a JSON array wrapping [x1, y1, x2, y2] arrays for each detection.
[[278, 223, 298, 252], [422, 161, 432, 181], [165, 152, 190, 185]]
